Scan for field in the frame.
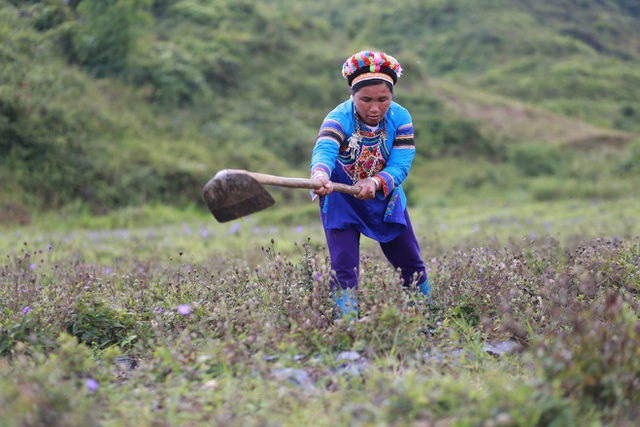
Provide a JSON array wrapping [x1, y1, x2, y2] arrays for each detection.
[[2, 188, 639, 426], [2, 0, 640, 425]]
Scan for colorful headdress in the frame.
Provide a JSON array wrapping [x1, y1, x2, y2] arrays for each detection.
[[342, 50, 403, 88]]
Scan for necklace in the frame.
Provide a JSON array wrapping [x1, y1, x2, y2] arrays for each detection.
[[346, 111, 386, 184]]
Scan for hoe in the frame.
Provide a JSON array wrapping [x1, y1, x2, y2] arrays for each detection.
[[203, 169, 360, 223]]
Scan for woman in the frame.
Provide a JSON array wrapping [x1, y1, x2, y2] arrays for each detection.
[[310, 50, 430, 319]]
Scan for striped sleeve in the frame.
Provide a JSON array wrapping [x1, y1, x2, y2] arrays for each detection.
[[316, 119, 346, 147], [310, 118, 346, 177], [376, 104, 416, 194], [392, 123, 415, 149]]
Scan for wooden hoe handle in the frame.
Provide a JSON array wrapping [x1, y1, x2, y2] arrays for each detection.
[[234, 170, 361, 195]]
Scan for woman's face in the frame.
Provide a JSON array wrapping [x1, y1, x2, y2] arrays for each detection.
[[353, 83, 392, 126]]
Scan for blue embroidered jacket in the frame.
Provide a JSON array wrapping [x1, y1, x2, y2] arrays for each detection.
[[310, 99, 416, 242]]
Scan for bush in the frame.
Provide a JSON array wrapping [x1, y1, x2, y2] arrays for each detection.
[[416, 117, 497, 158], [0, 334, 102, 427], [534, 293, 640, 411], [508, 142, 563, 177], [620, 139, 640, 173], [66, 299, 137, 350], [68, 0, 152, 76]]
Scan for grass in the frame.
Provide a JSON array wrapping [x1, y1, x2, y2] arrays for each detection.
[[2, 1, 639, 423], [1, 186, 639, 426], [427, 78, 636, 146]]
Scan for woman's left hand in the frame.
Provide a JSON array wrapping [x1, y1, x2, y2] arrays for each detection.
[[354, 177, 378, 200]]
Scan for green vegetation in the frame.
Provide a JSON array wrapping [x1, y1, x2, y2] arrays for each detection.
[[1, 0, 639, 221], [1, 0, 640, 425], [1, 213, 639, 425]]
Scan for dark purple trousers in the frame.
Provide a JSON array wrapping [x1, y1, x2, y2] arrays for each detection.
[[323, 210, 427, 291]]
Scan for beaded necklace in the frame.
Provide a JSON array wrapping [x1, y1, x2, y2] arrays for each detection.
[[346, 110, 386, 184]]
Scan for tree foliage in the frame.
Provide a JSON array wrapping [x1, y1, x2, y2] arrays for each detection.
[[0, 0, 639, 218], [68, 0, 152, 75]]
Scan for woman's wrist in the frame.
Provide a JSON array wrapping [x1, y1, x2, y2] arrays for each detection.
[[311, 170, 329, 181], [366, 176, 381, 190]]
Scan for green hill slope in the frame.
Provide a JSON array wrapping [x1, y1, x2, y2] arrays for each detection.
[[1, 0, 639, 224]]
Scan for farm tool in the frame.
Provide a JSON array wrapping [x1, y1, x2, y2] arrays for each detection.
[[202, 169, 360, 223]]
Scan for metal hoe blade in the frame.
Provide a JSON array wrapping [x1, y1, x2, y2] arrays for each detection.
[[202, 170, 275, 222]]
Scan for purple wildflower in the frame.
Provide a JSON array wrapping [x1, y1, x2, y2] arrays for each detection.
[[201, 229, 208, 238], [105, 267, 111, 276], [22, 306, 30, 315], [177, 304, 191, 316], [86, 378, 99, 391], [229, 223, 240, 235], [157, 307, 163, 314], [30, 264, 36, 270], [296, 225, 303, 233]]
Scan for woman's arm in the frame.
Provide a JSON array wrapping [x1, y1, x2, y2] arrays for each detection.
[[375, 108, 416, 196]]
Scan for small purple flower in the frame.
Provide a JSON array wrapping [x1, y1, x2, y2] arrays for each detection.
[[22, 306, 30, 315], [177, 304, 191, 316], [105, 267, 111, 276], [312, 271, 323, 282], [86, 378, 99, 391], [296, 225, 303, 233], [30, 264, 36, 270], [530, 232, 537, 240], [229, 223, 240, 235], [201, 229, 208, 238], [157, 307, 163, 314]]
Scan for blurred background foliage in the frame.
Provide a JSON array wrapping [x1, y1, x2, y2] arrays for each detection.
[[0, 0, 639, 224]]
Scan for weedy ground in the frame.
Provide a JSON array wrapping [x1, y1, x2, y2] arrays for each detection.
[[1, 204, 639, 427]]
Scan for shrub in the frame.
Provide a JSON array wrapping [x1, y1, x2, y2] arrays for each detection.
[[534, 293, 640, 412], [0, 334, 102, 427], [417, 116, 496, 158], [508, 142, 563, 177], [0, 311, 57, 357], [65, 298, 137, 350], [620, 138, 640, 173], [68, 0, 152, 76]]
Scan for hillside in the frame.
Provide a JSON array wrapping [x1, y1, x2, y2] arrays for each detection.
[[428, 79, 633, 147], [1, 0, 639, 224]]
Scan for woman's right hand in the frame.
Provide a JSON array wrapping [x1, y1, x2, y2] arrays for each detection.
[[312, 172, 334, 196]]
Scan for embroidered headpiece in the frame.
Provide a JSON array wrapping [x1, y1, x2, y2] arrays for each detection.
[[342, 50, 403, 88]]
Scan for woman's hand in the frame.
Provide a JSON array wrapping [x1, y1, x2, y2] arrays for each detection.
[[312, 172, 334, 196], [354, 177, 379, 200]]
